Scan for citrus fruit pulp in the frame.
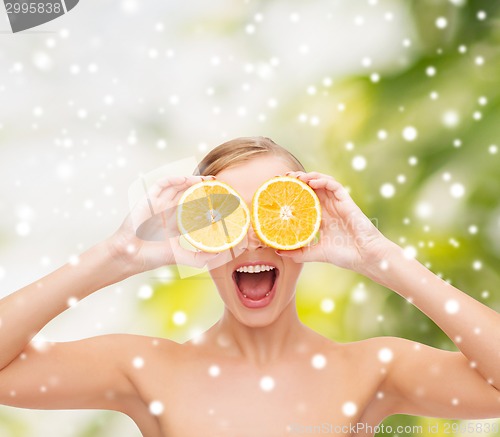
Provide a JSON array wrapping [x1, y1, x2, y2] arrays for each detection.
[[251, 176, 321, 250], [177, 180, 250, 253]]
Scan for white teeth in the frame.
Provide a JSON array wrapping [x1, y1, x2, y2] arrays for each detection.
[[235, 265, 276, 273]]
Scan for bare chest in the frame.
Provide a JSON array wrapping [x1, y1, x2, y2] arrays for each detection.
[[129, 358, 385, 437]]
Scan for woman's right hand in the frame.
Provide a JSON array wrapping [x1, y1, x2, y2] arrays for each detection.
[[106, 175, 221, 275]]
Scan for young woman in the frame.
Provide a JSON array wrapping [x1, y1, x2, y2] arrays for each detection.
[[0, 136, 499, 437]]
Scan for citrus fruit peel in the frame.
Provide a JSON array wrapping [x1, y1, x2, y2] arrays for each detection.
[[251, 176, 322, 250]]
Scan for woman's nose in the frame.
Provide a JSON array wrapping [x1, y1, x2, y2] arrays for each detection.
[[245, 224, 264, 250]]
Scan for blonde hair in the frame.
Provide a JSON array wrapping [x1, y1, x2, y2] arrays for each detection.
[[194, 136, 306, 176]]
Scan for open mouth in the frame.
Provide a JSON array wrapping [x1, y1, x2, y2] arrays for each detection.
[[232, 264, 279, 309]]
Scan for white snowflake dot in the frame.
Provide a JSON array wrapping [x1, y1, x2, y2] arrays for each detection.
[[172, 311, 187, 326], [342, 401, 358, 417], [138, 285, 153, 300], [352, 155, 367, 171], [133, 356, 145, 369], [260, 376, 275, 392], [435, 17, 448, 29], [445, 299, 460, 314], [320, 298, 335, 313], [380, 183, 395, 198], [403, 246, 417, 259], [442, 111, 459, 127], [208, 365, 220, 377], [426, 66, 437, 76], [67, 297, 78, 307], [322, 77, 333, 87], [378, 348, 394, 363], [68, 255, 80, 266], [377, 130, 387, 140], [450, 183, 465, 198], [402, 126, 418, 141], [311, 354, 327, 369], [149, 400, 164, 416]]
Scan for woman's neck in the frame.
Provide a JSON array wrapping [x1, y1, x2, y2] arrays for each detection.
[[209, 300, 307, 366]]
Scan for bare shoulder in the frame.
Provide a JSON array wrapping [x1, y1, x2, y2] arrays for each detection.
[[330, 335, 400, 359], [112, 333, 183, 376]]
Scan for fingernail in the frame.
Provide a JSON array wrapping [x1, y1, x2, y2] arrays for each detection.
[[275, 250, 283, 256]]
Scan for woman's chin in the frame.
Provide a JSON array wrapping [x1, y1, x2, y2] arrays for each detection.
[[226, 296, 295, 329]]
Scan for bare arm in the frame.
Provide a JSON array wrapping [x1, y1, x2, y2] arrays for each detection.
[[363, 245, 500, 418], [280, 171, 500, 418], [364, 242, 500, 393], [0, 174, 218, 411], [0, 242, 129, 371]]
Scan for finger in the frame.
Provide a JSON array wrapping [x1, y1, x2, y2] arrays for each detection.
[[130, 182, 184, 232], [286, 170, 337, 182], [151, 175, 212, 200], [285, 171, 305, 178], [135, 175, 223, 239], [307, 178, 349, 201], [300, 171, 337, 181], [275, 245, 323, 263], [147, 175, 208, 216]]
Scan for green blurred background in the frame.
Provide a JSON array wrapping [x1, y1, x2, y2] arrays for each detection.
[[1, 0, 499, 435]]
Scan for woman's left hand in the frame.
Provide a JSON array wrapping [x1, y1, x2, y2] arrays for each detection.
[[276, 171, 392, 273]]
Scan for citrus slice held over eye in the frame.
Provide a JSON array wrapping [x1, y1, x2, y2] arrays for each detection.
[[177, 180, 250, 253], [251, 176, 322, 250]]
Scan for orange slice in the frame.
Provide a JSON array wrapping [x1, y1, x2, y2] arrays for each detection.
[[251, 176, 321, 250], [177, 180, 250, 253]]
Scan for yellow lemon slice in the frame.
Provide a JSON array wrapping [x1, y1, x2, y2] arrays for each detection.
[[177, 180, 250, 253], [251, 176, 321, 250]]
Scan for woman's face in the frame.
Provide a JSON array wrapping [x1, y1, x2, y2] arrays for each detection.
[[207, 155, 304, 328]]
